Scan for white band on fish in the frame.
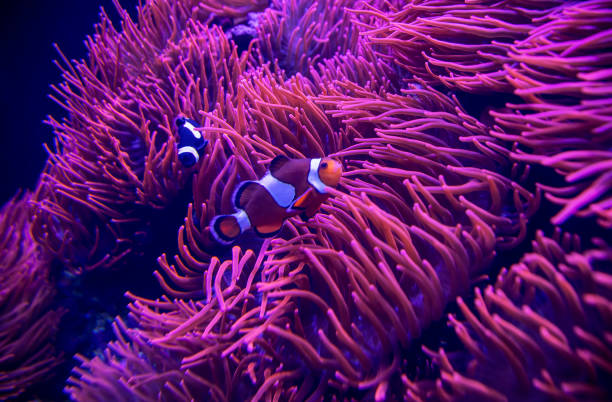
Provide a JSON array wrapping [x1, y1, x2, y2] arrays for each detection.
[[234, 209, 251, 232], [183, 121, 201, 138], [259, 173, 295, 208], [308, 158, 327, 193], [178, 146, 200, 162]]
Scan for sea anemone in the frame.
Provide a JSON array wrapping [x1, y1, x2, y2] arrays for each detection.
[[65, 29, 539, 399], [0, 194, 63, 399], [359, 0, 566, 93], [359, 0, 612, 227], [31, 3, 262, 272], [406, 229, 612, 400], [491, 0, 612, 227], [255, 0, 360, 76], [2, 0, 611, 400]]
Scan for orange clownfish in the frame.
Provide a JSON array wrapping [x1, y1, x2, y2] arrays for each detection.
[[210, 156, 343, 244]]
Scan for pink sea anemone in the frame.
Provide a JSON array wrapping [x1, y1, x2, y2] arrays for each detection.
[[66, 28, 539, 399], [359, 0, 566, 93], [360, 0, 612, 228], [256, 0, 360, 76], [492, 0, 612, 227], [0, 194, 63, 399], [406, 229, 612, 400], [2, 0, 611, 400], [31, 2, 265, 272]]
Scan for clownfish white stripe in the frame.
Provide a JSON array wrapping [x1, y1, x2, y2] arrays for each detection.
[[183, 121, 201, 138], [234, 209, 251, 232], [308, 158, 327, 193], [178, 146, 199, 161], [258, 174, 295, 208]]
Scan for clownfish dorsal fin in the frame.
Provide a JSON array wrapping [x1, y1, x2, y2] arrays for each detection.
[[254, 221, 283, 238], [233, 181, 259, 209], [269, 155, 291, 177]]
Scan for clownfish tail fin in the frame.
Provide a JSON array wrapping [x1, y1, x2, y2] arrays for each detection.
[[210, 210, 251, 245]]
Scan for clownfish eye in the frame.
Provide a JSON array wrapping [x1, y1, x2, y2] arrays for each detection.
[[321, 162, 328, 169]]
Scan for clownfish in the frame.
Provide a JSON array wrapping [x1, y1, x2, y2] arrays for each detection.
[[210, 155, 343, 244], [176, 117, 208, 167]]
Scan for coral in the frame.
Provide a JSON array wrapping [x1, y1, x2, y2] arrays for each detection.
[[407, 229, 612, 401], [0, 194, 63, 399]]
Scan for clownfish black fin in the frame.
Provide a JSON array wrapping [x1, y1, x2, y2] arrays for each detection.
[[233, 181, 259, 209], [210, 214, 242, 244], [254, 221, 283, 238], [269, 155, 290, 176]]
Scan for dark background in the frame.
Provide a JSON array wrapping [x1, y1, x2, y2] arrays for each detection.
[[0, 0, 139, 206]]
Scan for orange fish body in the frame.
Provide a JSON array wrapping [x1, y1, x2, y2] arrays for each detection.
[[210, 156, 342, 244]]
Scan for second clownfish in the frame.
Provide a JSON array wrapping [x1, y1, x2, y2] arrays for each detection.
[[176, 117, 208, 167], [210, 155, 343, 244]]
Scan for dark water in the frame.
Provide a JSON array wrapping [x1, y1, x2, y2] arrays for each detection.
[[0, 1, 139, 206]]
